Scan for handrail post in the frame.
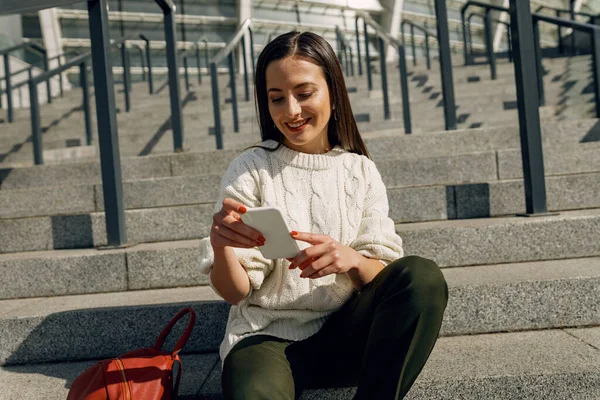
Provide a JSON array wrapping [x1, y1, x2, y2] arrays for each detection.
[[138, 46, 146, 81], [58, 57, 64, 97], [203, 40, 210, 79], [210, 62, 223, 149], [345, 44, 351, 76], [355, 17, 363, 75], [556, 10, 564, 54], [196, 45, 201, 84], [509, 0, 548, 214], [42, 50, 52, 104], [363, 19, 373, 91], [532, 19, 545, 106], [241, 34, 250, 101], [434, 0, 457, 130], [120, 44, 130, 112], [410, 24, 416, 66], [378, 38, 390, 120], [467, 16, 474, 62], [485, 9, 497, 80], [28, 81, 43, 165], [163, 4, 184, 151], [591, 29, 600, 118], [228, 52, 239, 132], [425, 31, 431, 70], [398, 43, 412, 134], [462, 8, 469, 65], [249, 28, 256, 76], [349, 46, 354, 76], [88, 0, 127, 246], [80, 61, 92, 145], [569, 0, 576, 55], [506, 24, 513, 62], [183, 53, 190, 92], [141, 35, 153, 94], [4, 54, 13, 122]]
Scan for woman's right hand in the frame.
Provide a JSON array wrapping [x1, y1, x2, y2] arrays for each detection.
[[210, 198, 266, 249]]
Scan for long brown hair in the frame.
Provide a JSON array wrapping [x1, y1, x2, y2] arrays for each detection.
[[247, 31, 370, 158]]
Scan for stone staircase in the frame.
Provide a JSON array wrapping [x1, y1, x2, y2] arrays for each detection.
[[1, 49, 599, 399]]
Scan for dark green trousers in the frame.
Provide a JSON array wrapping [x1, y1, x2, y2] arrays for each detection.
[[222, 255, 448, 400]]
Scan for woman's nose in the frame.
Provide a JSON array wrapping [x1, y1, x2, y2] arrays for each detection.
[[284, 97, 301, 117]]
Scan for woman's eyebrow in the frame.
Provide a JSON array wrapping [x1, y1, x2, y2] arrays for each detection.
[[267, 82, 316, 93]]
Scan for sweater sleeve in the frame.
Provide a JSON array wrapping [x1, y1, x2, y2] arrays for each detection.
[[198, 152, 274, 299], [349, 158, 404, 264]]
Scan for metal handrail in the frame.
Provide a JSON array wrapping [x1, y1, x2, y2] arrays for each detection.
[[461, 1, 509, 67], [209, 18, 255, 149], [535, 5, 598, 54], [0, 41, 51, 121], [535, 5, 596, 19], [531, 12, 600, 117], [193, 37, 209, 84], [336, 26, 354, 76], [178, 48, 191, 92], [354, 10, 412, 134], [25, 38, 135, 165], [467, 12, 512, 63], [401, 20, 436, 69]]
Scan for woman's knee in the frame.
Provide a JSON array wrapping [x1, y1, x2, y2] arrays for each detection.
[[386, 255, 448, 308], [222, 339, 296, 400]]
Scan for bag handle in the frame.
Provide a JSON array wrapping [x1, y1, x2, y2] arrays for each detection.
[[153, 307, 196, 356]]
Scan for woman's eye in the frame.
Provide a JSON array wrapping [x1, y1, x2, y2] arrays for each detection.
[[298, 92, 313, 99], [270, 97, 283, 103]]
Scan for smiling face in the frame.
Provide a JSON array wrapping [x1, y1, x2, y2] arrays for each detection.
[[265, 55, 332, 154]]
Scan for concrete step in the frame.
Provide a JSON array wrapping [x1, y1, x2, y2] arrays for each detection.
[[2, 141, 600, 252], [1, 117, 598, 189], [1, 206, 600, 294], [3, 165, 599, 223], [2, 327, 599, 398], [1, 255, 599, 363]]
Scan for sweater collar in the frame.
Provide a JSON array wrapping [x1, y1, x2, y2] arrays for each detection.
[[265, 140, 345, 170]]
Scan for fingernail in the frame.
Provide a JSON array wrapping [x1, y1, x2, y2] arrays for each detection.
[[239, 206, 247, 213], [291, 231, 298, 236], [258, 235, 266, 242]]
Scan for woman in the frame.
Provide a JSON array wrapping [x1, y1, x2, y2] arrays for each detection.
[[198, 31, 448, 399]]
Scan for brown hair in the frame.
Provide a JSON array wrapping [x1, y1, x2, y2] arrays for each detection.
[[246, 31, 370, 158]]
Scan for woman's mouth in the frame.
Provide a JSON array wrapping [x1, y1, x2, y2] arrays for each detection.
[[285, 118, 311, 132]]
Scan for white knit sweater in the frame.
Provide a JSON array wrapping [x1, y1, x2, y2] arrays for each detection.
[[198, 139, 404, 364]]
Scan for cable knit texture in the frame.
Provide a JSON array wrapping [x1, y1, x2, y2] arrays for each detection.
[[198, 139, 404, 365]]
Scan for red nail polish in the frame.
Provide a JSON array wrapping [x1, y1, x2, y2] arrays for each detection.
[[291, 231, 298, 236], [258, 235, 266, 242], [239, 206, 247, 213]]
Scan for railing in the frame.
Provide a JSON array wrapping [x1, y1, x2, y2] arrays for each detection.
[[531, 12, 600, 117], [28, 53, 91, 165], [179, 49, 191, 92], [336, 26, 354, 76], [400, 20, 435, 70], [354, 11, 412, 133], [535, 5, 599, 55], [193, 38, 209, 84], [139, 34, 153, 94], [461, 1, 511, 68], [0, 42, 51, 122], [26, 39, 131, 165], [467, 12, 512, 70], [47, 50, 81, 98], [209, 18, 254, 149]]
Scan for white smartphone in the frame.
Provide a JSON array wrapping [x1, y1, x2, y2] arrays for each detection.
[[240, 206, 300, 259]]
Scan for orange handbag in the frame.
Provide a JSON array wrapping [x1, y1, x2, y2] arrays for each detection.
[[67, 307, 196, 400]]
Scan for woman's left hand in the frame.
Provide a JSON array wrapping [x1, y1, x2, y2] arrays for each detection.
[[287, 231, 362, 279]]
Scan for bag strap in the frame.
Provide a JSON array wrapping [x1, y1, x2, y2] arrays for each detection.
[[172, 357, 183, 397], [153, 307, 196, 356]]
